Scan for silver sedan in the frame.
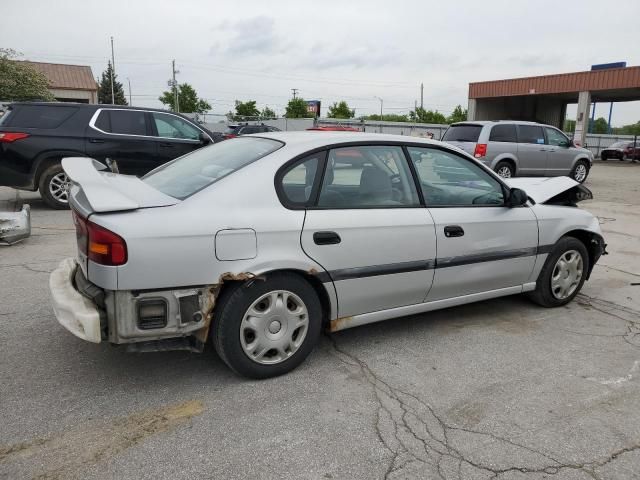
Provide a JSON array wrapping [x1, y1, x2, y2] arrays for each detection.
[[50, 132, 607, 378]]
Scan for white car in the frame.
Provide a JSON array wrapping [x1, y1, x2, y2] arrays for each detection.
[[50, 132, 607, 378]]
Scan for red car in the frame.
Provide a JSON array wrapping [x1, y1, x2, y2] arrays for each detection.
[[307, 125, 361, 132], [600, 141, 640, 161]]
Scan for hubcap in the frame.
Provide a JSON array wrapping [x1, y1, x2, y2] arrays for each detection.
[[240, 290, 309, 365], [574, 164, 587, 182], [49, 172, 70, 203], [497, 166, 512, 178], [551, 249, 583, 300]]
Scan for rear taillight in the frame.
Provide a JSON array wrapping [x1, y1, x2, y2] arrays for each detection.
[[72, 210, 127, 266], [0, 132, 30, 143], [224, 134, 237, 139], [474, 143, 487, 158]]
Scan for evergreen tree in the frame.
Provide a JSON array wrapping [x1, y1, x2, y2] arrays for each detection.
[[98, 61, 127, 105]]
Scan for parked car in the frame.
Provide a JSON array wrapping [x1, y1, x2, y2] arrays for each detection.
[[50, 132, 606, 379], [223, 123, 281, 139], [600, 141, 640, 161], [0, 102, 222, 208], [307, 125, 361, 132], [442, 121, 594, 183]]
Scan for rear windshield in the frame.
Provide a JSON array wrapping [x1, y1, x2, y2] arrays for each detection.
[[6, 105, 78, 129], [143, 137, 283, 199], [609, 141, 629, 148], [225, 125, 241, 134], [442, 124, 482, 142]]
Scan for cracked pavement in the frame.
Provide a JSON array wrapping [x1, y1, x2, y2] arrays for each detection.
[[1, 160, 639, 480]]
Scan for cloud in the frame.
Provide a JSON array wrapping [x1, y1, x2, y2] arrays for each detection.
[[303, 43, 403, 70], [209, 16, 282, 57]]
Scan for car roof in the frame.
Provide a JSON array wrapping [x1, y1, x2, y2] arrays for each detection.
[[7, 102, 187, 116], [249, 131, 444, 150], [450, 120, 551, 127]]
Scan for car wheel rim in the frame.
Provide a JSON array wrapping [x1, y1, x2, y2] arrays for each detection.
[[550, 250, 583, 300], [49, 172, 70, 203], [497, 166, 512, 178], [574, 164, 587, 182], [240, 290, 309, 365]]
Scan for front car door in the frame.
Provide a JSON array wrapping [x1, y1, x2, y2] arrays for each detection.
[[149, 112, 206, 165], [295, 145, 437, 318], [543, 126, 575, 176], [405, 146, 539, 301], [86, 108, 157, 176], [516, 124, 547, 176]]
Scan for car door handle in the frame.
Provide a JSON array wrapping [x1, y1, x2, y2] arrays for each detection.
[[88, 138, 104, 143], [313, 231, 341, 245], [159, 142, 174, 147], [444, 225, 464, 238]]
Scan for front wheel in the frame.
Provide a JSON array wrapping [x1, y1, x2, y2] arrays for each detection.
[[528, 237, 589, 308], [212, 272, 322, 379], [570, 160, 589, 183], [38, 163, 70, 209]]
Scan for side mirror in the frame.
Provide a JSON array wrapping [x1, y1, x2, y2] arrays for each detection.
[[507, 188, 528, 207], [199, 132, 211, 145]]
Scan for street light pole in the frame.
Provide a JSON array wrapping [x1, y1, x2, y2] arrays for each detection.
[[127, 77, 132, 106], [374, 96, 383, 132]]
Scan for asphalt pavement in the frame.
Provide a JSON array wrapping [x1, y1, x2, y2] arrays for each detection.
[[1, 160, 639, 480]]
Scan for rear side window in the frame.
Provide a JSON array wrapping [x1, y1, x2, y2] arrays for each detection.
[[7, 105, 78, 129], [0, 107, 11, 126], [94, 110, 111, 131], [442, 124, 482, 142], [489, 124, 517, 142], [279, 153, 323, 207], [517, 125, 545, 144], [143, 137, 283, 199], [104, 110, 147, 136]]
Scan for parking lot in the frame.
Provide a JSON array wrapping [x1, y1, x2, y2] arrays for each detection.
[[1, 160, 639, 480]]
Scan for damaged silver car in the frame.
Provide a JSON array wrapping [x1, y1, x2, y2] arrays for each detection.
[[50, 132, 607, 378]]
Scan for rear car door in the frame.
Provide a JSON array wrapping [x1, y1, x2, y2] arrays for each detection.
[[296, 145, 437, 318], [543, 126, 575, 176], [405, 146, 538, 301], [149, 112, 206, 165], [86, 109, 158, 176], [516, 125, 547, 175]]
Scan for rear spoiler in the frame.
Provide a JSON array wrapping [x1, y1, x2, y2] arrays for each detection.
[[62, 157, 178, 213]]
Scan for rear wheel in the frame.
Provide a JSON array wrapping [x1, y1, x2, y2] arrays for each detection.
[[495, 161, 515, 178], [212, 272, 322, 379], [570, 160, 589, 183], [38, 163, 70, 209], [529, 237, 589, 308]]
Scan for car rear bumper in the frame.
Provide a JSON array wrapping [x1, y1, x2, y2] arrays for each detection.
[[49, 258, 103, 343]]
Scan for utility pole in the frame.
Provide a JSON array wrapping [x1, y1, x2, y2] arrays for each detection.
[[291, 88, 298, 99], [110, 36, 115, 104], [172, 60, 180, 112], [420, 83, 424, 110], [374, 96, 383, 133], [127, 77, 132, 106]]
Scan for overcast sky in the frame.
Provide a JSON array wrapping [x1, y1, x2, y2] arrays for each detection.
[[4, 0, 640, 125]]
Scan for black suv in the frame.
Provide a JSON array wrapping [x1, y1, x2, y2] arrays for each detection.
[[0, 102, 221, 208], [223, 123, 280, 139]]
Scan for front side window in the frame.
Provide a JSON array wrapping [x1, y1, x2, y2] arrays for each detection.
[[517, 125, 545, 145], [279, 153, 322, 207], [544, 127, 569, 146], [107, 110, 147, 136], [144, 137, 282, 199], [317, 146, 419, 208], [407, 147, 504, 206], [152, 112, 200, 140], [489, 124, 517, 142]]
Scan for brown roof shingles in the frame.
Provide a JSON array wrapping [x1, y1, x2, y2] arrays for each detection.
[[17, 61, 97, 92]]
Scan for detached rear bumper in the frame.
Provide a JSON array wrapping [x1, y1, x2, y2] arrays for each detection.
[[49, 258, 103, 343]]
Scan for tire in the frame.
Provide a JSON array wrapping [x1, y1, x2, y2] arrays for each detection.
[[495, 161, 515, 178], [38, 163, 70, 209], [528, 237, 589, 308], [601, 154, 607, 161], [620, 154, 627, 161], [212, 272, 322, 379], [570, 160, 589, 183]]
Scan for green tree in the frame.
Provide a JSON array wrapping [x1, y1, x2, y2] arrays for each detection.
[[260, 106, 276, 119], [409, 107, 447, 124], [159, 83, 210, 113], [615, 121, 640, 136], [361, 113, 409, 122], [446, 105, 467, 123], [563, 119, 576, 132], [98, 61, 127, 105], [234, 100, 259, 119], [590, 117, 609, 134], [0, 49, 55, 101], [327, 101, 355, 119], [285, 97, 314, 118]]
